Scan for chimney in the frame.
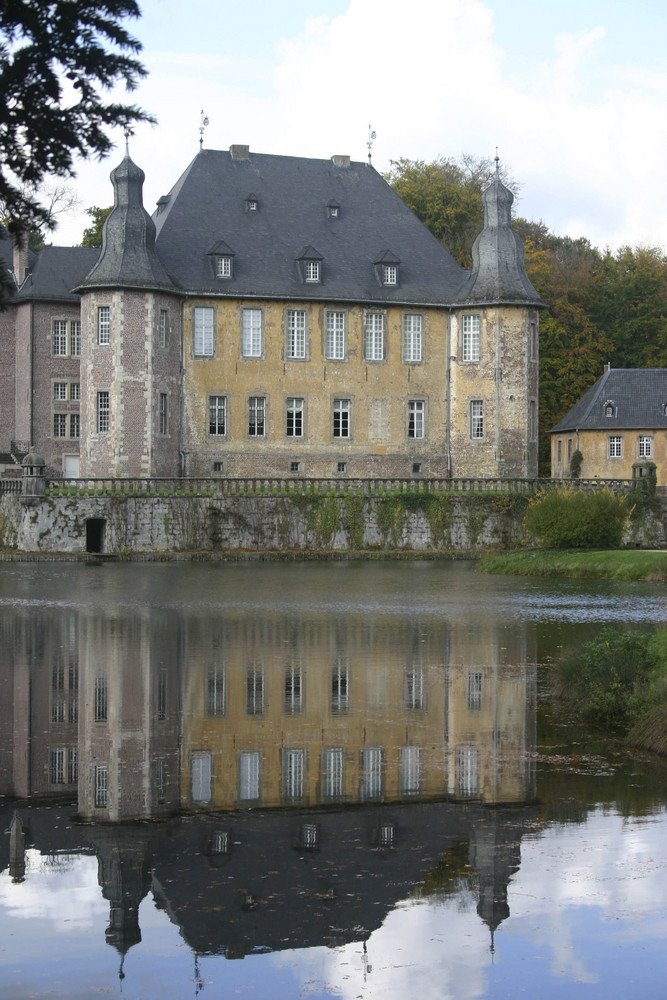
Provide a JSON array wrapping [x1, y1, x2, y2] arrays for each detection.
[[604, 362, 611, 373], [12, 232, 29, 286], [331, 155, 351, 167], [230, 145, 250, 160]]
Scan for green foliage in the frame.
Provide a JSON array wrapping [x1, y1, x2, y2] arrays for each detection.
[[523, 487, 629, 549], [557, 628, 659, 727], [569, 449, 583, 479], [0, 1, 154, 302], [80, 206, 112, 247]]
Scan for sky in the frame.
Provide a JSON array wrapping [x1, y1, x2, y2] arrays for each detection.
[[48, 0, 667, 252]]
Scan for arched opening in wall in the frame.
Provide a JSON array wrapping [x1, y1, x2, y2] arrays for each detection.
[[86, 518, 106, 553]]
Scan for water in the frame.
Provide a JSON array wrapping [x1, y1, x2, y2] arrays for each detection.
[[0, 560, 666, 999]]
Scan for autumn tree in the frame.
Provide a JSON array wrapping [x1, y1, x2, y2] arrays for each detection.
[[0, 0, 154, 301]]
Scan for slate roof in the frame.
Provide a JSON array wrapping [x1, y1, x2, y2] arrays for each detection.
[[551, 368, 667, 432], [151, 148, 469, 305], [15, 246, 100, 303]]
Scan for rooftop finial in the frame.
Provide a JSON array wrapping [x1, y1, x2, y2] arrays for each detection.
[[124, 127, 133, 155], [495, 146, 500, 175], [367, 124, 376, 165], [199, 110, 209, 150]]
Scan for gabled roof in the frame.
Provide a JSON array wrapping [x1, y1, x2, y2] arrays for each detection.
[[14, 246, 100, 303], [551, 368, 667, 432], [151, 148, 468, 305]]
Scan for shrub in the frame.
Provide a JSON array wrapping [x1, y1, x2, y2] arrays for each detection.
[[523, 486, 629, 548], [569, 448, 583, 479]]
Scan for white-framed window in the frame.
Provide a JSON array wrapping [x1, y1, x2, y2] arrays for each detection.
[[246, 663, 264, 714], [382, 263, 397, 285], [458, 746, 478, 796], [242, 308, 263, 357], [239, 751, 260, 801], [159, 310, 168, 347], [159, 392, 168, 435], [206, 668, 226, 716], [333, 398, 350, 438], [97, 306, 110, 345], [408, 400, 425, 439], [282, 748, 305, 802], [284, 664, 302, 713], [638, 435, 653, 458], [360, 747, 383, 800], [405, 665, 424, 710], [286, 309, 307, 359], [325, 311, 345, 360], [608, 435, 622, 458], [305, 260, 321, 282], [604, 401, 615, 418], [331, 659, 349, 712], [468, 671, 483, 710], [470, 399, 484, 439], [216, 255, 232, 278], [248, 396, 265, 437], [70, 382, 80, 401], [53, 382, 68, 401], [53, 320, 68, 355], [322, 747, 344, 800], [462, 314, 480, 362], [70, 413, 80, 439], [96, 391, 110, 433], [399, 746, 421, 796], [403, 314, 423, 362], [286, 397, 304, 437], [94, 764, 108, 808], [71, 321, 81, 357], [209, 395, 227, 436], [53, 413, 67, 438], [194, 306, 214, 357], [364, 312, 385, 361]]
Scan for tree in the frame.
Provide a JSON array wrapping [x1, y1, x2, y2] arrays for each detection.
[[0, 1, 154, 300], [80, 206, 113, 248]]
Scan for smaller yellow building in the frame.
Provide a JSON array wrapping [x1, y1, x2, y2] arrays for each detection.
[[551, 366, 667, 485]]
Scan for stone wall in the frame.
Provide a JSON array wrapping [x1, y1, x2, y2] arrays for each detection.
[[0, 491, 529, 554]]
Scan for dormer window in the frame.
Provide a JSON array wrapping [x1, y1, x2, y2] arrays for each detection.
[[207, 240, 235, 279], [374, 250, 401, 288], [305, 260, 320, 282], [246, 194, 259, 212], [328, 201, 340, 219], [296, 246, 323, 284], [216, 255, 232, 278], [604, 400, 615, 417]]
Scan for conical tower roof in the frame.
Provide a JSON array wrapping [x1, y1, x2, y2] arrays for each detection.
[[457, 161, 544, 307], [77, 149, 174, 292]]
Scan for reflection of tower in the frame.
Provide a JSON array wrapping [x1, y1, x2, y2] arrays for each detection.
[[469, 810, 522, 947], [90, 825, 155, 962], [7, 810, 27, 883]]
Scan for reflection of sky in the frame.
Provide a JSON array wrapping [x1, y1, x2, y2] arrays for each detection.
[[2, 810, 666, 999]]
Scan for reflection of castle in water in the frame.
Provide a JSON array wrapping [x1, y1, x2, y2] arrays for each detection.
[[0, 603, 537, 962]]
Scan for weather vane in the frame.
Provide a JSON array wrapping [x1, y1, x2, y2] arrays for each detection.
[[367, 124, 376, 165], [123, 126, 133, 153], [199, 110, 209, 150]]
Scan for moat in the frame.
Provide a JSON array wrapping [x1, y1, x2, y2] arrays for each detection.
[[1, 561, 666, 999]]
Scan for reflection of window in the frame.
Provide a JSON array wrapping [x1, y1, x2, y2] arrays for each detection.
[[246, 664, 264, 715], [207, 668, 226, 716], [405, 666, 424, 710], [94, 764, 108, 807], [331, 660, 349, 712], [458, 746, 478, 796], [158, 667, 167, 720], [50, 748, 65, 784], [322, 747, 344, 801], [239, 751, 260, 801], [94, 677, 108, 722], [468, 671, 482, 710], [400, 746, 421, 796], [284, 665, 302, 713], [51, 663, 65, 722], [191, 753, 212, 803], [282, 748, 305, 802], [360, 747, 383, 800]]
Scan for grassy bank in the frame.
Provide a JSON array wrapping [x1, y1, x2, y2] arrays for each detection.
[[555, 628, 667, 755], [478, 548, 667, 582]]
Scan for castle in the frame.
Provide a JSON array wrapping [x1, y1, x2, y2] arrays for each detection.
[[1, 143, 543, 480]]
